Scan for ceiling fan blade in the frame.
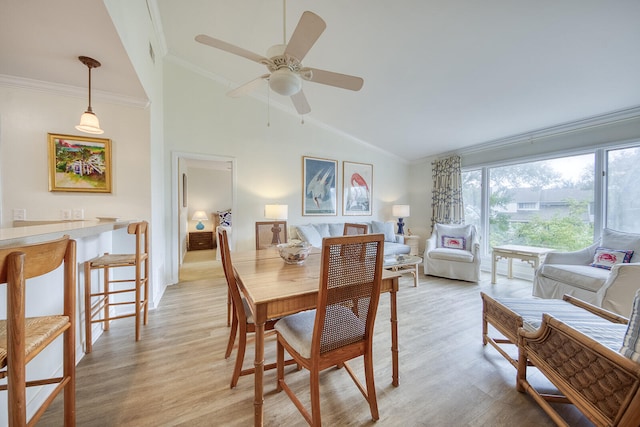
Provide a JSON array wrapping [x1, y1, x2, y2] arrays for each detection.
[[305, 68, 364, 91], [284, 11, 326, 61], [195, 34, 268, 64], [227, 74, 270, 98], [291, 90, 311, 115]]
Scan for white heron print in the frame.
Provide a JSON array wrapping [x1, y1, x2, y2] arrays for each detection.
[[303, 157, 337, 215]]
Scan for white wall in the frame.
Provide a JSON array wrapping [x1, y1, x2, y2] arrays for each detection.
[[162, 60, 411, 258], [0, 86, 150, 225]]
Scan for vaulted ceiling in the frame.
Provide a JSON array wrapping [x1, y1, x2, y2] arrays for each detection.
[[2, 0, 639, 162]]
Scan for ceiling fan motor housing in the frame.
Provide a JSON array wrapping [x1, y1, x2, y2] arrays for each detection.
[[269, 68, 302, 96]]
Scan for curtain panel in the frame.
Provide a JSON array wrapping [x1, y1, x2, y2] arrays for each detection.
[[431, 155, 464, 229]]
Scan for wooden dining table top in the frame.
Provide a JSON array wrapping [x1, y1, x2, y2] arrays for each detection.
[[232, 248, 401, 319]]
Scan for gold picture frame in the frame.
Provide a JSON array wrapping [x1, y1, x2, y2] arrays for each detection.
[[48, 133, 112, 193]]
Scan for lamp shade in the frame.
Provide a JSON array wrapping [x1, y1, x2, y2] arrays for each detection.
[[392, 205, 410, 218], [76, 110, 104, 135], [264, 204, 288, 220], [192, 211, 209, 221]]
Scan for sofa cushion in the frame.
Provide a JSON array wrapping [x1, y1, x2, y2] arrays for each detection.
[[297, 225, 323, 248], [538, 264, 609, 293], [328, 223, 345, 236], [620, 289, 640, 362], [312, 223, 330, 238], [590, 247, 634, 270], [428, 247, 474, 263], [602, 228, 640, 263], [371, 220, 396, 243], [384, 242, 411, 256], [434, 223, 472, 250]]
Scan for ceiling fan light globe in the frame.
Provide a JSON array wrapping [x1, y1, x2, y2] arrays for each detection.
[[75, 111, 104, 134], [269, 69, 302, 96]]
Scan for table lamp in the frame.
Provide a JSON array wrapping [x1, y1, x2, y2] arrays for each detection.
[[264, 204, 288, 245], [192, 210, 209, 230], [392, 204, 410, 235]]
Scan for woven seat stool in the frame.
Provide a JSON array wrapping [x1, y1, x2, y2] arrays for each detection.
[[84, 221, 149, 353]]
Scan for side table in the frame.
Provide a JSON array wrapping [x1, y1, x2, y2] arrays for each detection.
[[188, 231, 214, 251], [404, 235, 420, 256]]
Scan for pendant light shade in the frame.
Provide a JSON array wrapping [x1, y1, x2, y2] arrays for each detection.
[[75, 56, 104, 135]]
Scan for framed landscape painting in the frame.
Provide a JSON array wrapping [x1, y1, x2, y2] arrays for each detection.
[[48, 133, 112, 193], [302, 156, 337, 216], [343, 161, 372, 215]]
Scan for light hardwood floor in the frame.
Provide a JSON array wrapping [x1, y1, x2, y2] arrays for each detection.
[[39, 257, 595, 426]]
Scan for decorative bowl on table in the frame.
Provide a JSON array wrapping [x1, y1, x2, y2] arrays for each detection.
[[277, 241, 313, 265]]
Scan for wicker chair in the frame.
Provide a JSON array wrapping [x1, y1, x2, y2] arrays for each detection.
[[0, 235, 76, 426], [275, 234, 385, 426], [83, 221, 149, 353], [343, 223, 368, 235]]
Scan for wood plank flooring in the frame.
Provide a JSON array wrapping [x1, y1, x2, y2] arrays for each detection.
[[39, 261, 595, 426]]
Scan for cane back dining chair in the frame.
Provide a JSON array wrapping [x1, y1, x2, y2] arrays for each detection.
[[218, 228, 295, 388], [255, 220, 288, 249], [83, 221, 149, 353], [343, 223, 368, 236], [0, 235, 76, 426], [275, 233, 385, 426]]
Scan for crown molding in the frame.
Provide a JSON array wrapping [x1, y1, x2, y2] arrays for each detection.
[[0, 74, 149, 109]]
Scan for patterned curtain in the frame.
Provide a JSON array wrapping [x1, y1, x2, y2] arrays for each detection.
[[431, 155, 464, 229]]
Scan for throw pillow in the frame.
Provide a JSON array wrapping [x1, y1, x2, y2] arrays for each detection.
[[590, 247, 634, 270], [435, 223, 472, 250], [312, 223, 330, 238], [441, 235, 466, 250], [296, 224, 323, 248], [218, 209, 232, 227], [372, 220, 396, 243], [620, 289, 640, 362], [328, 223, 344, 236]]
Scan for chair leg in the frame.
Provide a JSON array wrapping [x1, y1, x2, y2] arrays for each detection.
[[227, 290, 232, 327], [276, 339, 284, 392], [64, 321, 76, 426], [364, 352, 379, 421], [143, 259, 149, 326], [230, 323, 247, 388], [310, 368, 322, 426], [225, 313, 238, 359], [135, 267, 141, 342], [103, 267, 110, 332], [84, 261, 93, 353]]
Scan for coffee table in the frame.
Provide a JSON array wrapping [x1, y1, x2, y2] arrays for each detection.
[[384, 254, 422, 287], [491, 244, 554, 284]]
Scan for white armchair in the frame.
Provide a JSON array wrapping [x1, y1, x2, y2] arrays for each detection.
[[423, 224, 480, 282], [533, 228, 640, 317]]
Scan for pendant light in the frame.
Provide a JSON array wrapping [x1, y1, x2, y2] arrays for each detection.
[[75, 56, 104, 135]]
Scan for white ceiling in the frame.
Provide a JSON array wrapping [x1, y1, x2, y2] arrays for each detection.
[[2, 1, 640, 162]]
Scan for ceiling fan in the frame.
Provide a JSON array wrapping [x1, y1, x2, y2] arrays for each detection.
[[195, 6, 363, 115]]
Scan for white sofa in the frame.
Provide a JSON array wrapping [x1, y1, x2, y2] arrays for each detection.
[[533, 228, 640, 317], [423, 224, 481, 282], [293, 221, 411, 257]]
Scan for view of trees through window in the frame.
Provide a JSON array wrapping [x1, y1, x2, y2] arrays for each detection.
[[607, 146, 640, 233], [463, 154, 595, 252]]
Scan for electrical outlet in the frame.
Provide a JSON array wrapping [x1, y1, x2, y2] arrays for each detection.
[[72, 208, 84, 220], [13, 208, 26, 221], [61, 209, 72, 220]]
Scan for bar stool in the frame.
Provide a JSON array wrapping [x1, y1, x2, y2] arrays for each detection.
[[0, 235, 76, 426], [84, 221, 149, 353]]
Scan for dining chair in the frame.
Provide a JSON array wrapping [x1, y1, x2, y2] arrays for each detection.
[[255, 220, 288, 249], [83, 220, 149, 353], [275, 233, 385, 426], [0, 235, 76, 426], [218, 228, 295, 388], [343, 223, 368, 235]]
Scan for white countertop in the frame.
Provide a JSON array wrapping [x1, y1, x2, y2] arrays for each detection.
[[0, 219, 132, 248]]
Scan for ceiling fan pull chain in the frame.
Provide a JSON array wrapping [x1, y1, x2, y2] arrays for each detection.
[[267, 83, 271, 127]]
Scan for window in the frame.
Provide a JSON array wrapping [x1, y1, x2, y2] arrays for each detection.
[[473, 154, 595, 252], [607, 146, 640, 232]]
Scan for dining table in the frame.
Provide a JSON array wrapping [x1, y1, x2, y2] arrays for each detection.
[[231, 246, 402, 427]]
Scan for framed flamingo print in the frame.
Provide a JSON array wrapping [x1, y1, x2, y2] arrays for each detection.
[[343, 161, 372, 215]]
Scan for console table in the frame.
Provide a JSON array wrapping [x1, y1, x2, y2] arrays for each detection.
[[491, 244, 554, 284]]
